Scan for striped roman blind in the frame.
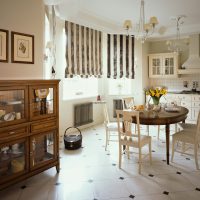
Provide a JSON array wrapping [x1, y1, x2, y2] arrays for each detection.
[[65, 21, 102, 78], [107, 34, 135, 79]]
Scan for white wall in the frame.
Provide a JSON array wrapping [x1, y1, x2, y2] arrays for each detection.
[[0, 0, 45, 79]]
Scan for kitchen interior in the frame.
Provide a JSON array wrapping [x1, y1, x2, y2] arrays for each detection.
[[1, 0, 200, 199]]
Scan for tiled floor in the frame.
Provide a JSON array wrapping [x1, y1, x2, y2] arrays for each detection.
[[1, 124, 200, 200]]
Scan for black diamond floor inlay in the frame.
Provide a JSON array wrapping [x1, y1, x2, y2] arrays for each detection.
[[129, 194, 135, 199], [21, 185, 26, 189], [107, 153, 110, 156], [88, 179, 93, 183], [195, 187, 200, 191], [162, 160, 166, 162], [163, 191, 169, 195], [186, 158, 190, 160], [112, 163, 116, 166], [148, 174, 154, 177], [55, 182, 61, 186], [98, 139, 102, 141], [119, 177, 124, 180], [152, 150, 155, 152], [176, 171, 182, 175]]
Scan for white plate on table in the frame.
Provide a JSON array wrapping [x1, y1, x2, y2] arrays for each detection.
[[165, 107, 180, 112]]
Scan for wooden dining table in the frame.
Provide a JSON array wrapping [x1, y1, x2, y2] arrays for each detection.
[[131, 106, 189, 165]]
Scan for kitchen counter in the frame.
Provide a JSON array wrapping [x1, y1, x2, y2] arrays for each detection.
[[168, 90, 200, 95]]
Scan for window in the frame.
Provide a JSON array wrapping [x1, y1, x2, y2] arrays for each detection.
[[63, 77, 98, 100], [108, 78, 132, 95]]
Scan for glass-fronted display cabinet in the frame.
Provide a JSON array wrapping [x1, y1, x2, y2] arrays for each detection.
[[30, 131, 56, 170], [0, 139, 28, 180], [0, 87, 28, 127], [149, 53, 179, 78], [0, 80, 60, 190], [29, 86, 56, 121]]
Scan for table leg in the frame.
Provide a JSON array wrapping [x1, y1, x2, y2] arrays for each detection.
[[166, 124, 170, 165]]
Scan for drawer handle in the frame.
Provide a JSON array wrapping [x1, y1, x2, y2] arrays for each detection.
[[8, 131, 15, 135]]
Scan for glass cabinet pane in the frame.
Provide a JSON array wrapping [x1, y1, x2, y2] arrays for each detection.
[[0, 141, 26, 178], [31, 87, 54, 118], [31, 131, 55, 168], [0, 90, 25, 124]]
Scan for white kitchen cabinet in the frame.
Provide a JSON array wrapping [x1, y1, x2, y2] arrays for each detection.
[[191, 95, 200, 122], [148, 53, 179, 78]]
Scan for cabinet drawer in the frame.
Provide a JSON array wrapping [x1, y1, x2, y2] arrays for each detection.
[[192, 102, 200, 108], [181, 101, 191, 107], [31, 118, 57, 133], [192, 95, 200, 102], [0, 125, 28, 143]]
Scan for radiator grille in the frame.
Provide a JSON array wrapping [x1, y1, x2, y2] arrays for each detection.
[[113, 99, 123, 118], [74, 102, 93, 126]]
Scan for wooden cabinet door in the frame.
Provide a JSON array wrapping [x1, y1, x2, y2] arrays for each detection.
[[29, 85, 57, 121], [29, 130, 58, 170], [0, 85, 28, 128], [0, 138, 29, 183]]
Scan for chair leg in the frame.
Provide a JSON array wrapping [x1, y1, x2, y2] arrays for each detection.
[[194, 143, 199, 170], [147, 125, 149, 136], [149, 139, 152, 165], [182, 142, 186, 153], [138, 147, 142, 174], [127, 145, 130, 159], [171, 137, 175, 162], [119, 144, 122, 168], [105, 129, 109, 151], [157, 125, 160, 140], [175, 123, 178, 132]]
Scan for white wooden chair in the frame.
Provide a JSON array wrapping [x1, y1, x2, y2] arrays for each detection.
[[103, 103, 118, 150], [122, 97, 135, 110], [116, 110, 152, 174], [122, 97, 160, 139], [171, 111, 200, 170]]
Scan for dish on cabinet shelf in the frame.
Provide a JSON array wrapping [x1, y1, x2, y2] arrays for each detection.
[[0, 100, 22, 105], [35, 89, 49, 99], [3, 112, 16, 121]]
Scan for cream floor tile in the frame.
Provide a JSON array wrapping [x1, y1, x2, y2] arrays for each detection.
[[154, 173, 195, 192], [124, 176, 163, 195], [169, 190, 200, 200], [93, 179, 130, 199]]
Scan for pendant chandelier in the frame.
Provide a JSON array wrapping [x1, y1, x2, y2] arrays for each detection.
[[166, 15, 186, 53], [123, 0, 158, 43]]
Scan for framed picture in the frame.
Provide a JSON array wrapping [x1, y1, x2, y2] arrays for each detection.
[[0, 29, 8, 62], [11, 31, 34, 64]]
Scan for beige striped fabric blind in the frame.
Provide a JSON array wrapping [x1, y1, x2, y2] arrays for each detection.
[[107, 34, 135, 79], [65, 21, 102, 78]]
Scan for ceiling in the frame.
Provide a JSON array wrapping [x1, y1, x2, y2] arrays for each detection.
[[44, 0, 200, 40]]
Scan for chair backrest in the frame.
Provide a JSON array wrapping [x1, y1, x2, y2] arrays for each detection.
[[103, 103, 110, 124], [122, 97, 134, 110], [116, 110, 141, 143], [196, 111, 200, 140]]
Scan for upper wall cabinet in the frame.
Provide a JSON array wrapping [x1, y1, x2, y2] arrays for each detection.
[[148, 52, 179, 78]]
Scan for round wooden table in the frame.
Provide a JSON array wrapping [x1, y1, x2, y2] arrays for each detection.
[[132, 106, 189, 164]]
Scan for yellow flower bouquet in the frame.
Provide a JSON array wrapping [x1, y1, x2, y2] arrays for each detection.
[[145, 87, 167, 105]]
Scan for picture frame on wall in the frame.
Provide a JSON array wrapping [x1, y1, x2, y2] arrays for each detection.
[[11, 31, 34, 64], [0, 29, 8, 62]]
